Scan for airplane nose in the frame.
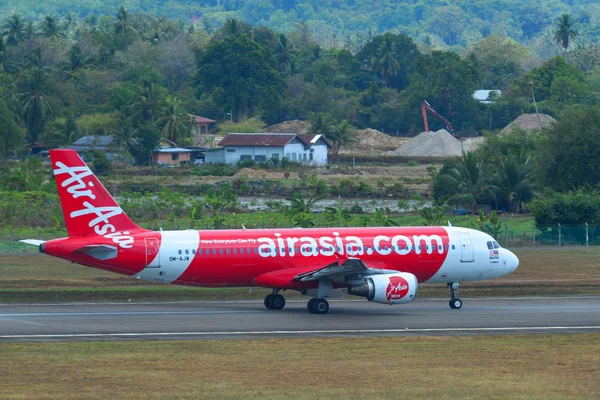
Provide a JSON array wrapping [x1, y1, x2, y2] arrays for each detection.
[[507, 250, 519, 272]]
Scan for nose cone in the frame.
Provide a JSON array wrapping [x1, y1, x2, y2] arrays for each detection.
[[507, 250, 519, 273]]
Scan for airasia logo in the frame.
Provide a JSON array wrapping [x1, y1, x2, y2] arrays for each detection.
[[54, 161, 134, 249], [386, 276, 409, 301]]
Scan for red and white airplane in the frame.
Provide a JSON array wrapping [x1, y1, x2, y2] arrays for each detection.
[[22, 150, 519, 314]]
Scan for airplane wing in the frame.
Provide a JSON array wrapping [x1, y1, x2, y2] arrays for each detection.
[[294, 258, 397, 283], [253, 258, 398, 290]]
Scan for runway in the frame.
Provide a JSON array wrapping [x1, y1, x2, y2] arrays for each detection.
[[1, 296, 600, 342]]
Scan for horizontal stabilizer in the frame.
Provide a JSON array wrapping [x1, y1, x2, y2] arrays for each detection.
[[73, 245, 118, 261], [19, 239, 46, 246]]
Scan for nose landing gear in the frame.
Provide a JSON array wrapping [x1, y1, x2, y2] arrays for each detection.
[[448, 282, 462, 309]]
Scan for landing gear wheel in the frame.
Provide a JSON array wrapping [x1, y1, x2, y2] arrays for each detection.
[[271, 294, 286, 310], [308, 298, 329, 314], [307, 298, 317, 312], [264, 293, 286, 310], [449, 298, 463, 309], [264, 294, 274, 310], [447, 282, 462, 310]]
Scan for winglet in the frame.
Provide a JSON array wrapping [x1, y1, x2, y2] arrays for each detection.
[[448, 221, 453, 227]]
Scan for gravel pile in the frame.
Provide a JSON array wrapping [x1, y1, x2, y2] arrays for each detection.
[[390, 129, 464, 157], [500, 113, 556, 135]]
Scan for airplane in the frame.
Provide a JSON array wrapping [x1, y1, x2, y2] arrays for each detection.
[[21, 149, 519, 314]]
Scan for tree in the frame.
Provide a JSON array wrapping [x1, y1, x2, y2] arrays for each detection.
[[372, 35, 400, 87], [327, 120, 356, 156], [356, 33, 419, 91], [125, 82, 162, 124], [20, 68, 52, 143], [0, 97, 25, 156], [114, 6, 137, 35], [2, 14, 26, 45], [554, 14, 577, 50], [156, 96, 192, 143], [433, 152, 497, 214], [0, 38, 20, 73], [40, 16, 64, 40], [536, 106, 600, 190], [405, 51, 479, 129], [308, 112, 334, 136], [199, 33, 284, 119], [496, 152, 535, 213]]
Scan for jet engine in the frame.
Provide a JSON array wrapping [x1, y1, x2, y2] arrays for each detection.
[[347, 272, 418, 304]]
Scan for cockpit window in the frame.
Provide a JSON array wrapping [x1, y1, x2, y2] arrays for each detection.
[[486, 241, 493, 250], [492, 241, 500, 249]]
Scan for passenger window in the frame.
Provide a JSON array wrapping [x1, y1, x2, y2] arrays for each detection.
[[240, 248, 244, 254], [233, 248, 237, 254], [192, 249, 196, 254], [219, 249, 224, 255], [226, 248, 230, 254], [212, 249, 217, 255], [178, 250, 182, 255], [438, 245, 442, 251], [185, 249, 189, 255], [198, 249, 202, 255], [451, 245, 455, 250]]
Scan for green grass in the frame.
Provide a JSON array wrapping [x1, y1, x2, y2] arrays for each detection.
[[1, 335, 599, 399]]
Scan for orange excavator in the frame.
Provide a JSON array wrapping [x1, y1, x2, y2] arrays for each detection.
[[421, 100, 455, 136]]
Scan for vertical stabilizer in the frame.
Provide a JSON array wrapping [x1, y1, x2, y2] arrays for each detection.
[[50, 149, 143, 238]]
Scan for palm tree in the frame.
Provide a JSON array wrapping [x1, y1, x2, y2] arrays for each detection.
[[156, 96, 192, 143], [0, 38, 20, 73], [327, 120, 357, 156], [554, 14, 577, 50], [308, 112, 334, 136], [64, 43, 94, 71], [3, 14, 26, 45], [372, 36, 400, 87], [21, 68, 53, 143], [113, 6, 137, 35], [274, 33, 293, 73], [442, 152, 498, 214], [41, 16, 65, 40], [126, 82, 159, 123], [497, 152, 535, 213]]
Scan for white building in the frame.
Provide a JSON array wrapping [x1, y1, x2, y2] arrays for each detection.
[[205, 133, 331, 166]]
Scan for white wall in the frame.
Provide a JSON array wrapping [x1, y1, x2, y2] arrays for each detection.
[[205, 149, 225, 164]]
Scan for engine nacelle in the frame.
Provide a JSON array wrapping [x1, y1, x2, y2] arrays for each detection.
[[347, 272, 418, 305]]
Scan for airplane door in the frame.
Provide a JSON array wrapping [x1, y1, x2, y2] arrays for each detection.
[[458, 233, 474, 262], [144, 238, 160, 268]]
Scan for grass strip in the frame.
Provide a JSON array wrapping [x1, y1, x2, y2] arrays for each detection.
[[1, 335, 599, 399]]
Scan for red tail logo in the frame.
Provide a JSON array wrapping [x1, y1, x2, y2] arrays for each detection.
[[386, 276, 409, 301], [51, 150, 142, 246]]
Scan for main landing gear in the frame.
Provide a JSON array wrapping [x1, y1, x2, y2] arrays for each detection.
[[264, 289, 286, 310], [448, 282, 462, 309], [307, 298, 329, 314]]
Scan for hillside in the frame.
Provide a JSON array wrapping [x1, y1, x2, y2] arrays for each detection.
[[1, 0, 599, 51]]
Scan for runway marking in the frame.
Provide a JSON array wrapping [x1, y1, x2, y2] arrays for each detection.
[[1, 326, 600, 339], [0, 310, 258, 317]]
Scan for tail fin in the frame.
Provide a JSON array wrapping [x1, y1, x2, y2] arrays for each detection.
[[50, 149, 142, 237]]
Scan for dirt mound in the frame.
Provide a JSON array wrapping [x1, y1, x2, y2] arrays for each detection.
[[501, 113, 556, 135], [267, 120, 310, 134], [341, 128, 407, 154], [234, 168, 274, 179], [463, 137, 485, 152], [390, 129, 464, 158]]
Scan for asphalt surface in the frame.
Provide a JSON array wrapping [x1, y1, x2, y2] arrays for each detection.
[[1, 296, 599, 342]]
